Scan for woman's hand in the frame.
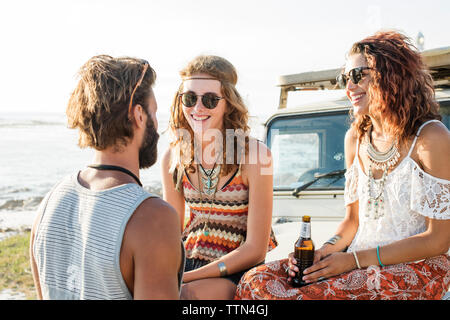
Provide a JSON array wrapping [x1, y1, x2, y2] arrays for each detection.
[[286, 247, 329, 281], [181, 271, 194, 283], [287, 249, 356, 283], [302, 252, 356, 284]]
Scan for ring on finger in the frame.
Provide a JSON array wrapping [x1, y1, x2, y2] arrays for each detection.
[[285, 266, 290, 274]]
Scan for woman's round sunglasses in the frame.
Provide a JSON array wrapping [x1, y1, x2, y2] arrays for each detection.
[[337, 67, 371, 89], [179, 91, 224, 109]]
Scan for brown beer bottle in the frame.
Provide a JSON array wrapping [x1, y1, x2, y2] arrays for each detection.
[[292, 215, 315, 287]]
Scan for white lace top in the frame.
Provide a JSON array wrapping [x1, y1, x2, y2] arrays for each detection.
[[345, 120, 449, 252]]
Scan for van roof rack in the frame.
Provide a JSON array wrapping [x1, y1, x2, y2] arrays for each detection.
[[277, 46, 450, 109]]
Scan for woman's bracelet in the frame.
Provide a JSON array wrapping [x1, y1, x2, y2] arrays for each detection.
[[352, 251, 361, 269], [376, 246, 385, 267], [218, 262, 228, 277], [324, 235, 342, 246]]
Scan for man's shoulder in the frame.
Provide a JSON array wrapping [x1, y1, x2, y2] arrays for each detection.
[[47, 172, 81, 194], [40, 173, 77, 205], [124, 197, 181, 251], [130, 197, 180, 229], [138, 196, 177, 214]]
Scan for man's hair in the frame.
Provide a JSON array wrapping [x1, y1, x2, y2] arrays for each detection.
[[66, 55, 156, 151], [348, 31, 441, 144]]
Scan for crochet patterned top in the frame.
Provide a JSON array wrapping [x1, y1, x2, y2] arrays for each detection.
[[344, 120, 449, 252], [182, 166, 278, 262]]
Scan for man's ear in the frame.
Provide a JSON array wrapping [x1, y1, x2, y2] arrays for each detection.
[[132, 104, 146, 129]]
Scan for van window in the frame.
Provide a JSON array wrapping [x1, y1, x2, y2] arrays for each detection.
[[439, 101, 450, 129], [267, 111, 350, 191]]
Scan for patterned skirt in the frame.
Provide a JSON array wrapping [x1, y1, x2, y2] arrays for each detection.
[[234, 255, 450, 300]]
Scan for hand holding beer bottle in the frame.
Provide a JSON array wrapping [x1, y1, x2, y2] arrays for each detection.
[[291, 216, 315, 287], [287, 216, 357, 285]]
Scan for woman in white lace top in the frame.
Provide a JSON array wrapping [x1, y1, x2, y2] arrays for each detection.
[[235, 31, 449, 300]]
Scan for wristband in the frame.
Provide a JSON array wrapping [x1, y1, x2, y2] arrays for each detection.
[[376, 246, 385, 267], [218, 262, 228, 277], [324, 235, 341, 246]]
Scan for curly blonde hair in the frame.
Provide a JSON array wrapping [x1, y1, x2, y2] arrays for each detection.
[[168, 55, 250, 189]]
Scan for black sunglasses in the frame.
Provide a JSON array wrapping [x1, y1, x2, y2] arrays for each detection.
[[337, 67, 371, 89], [179, 91, 224, 109]]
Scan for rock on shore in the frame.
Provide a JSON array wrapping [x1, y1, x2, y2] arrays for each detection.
[[0, 289, 27, 300]]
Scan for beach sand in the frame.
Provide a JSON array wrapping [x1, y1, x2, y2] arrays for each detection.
[[0, 289, 27, 300]]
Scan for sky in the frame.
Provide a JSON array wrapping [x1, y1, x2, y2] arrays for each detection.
[[1, 0, 449, 120]]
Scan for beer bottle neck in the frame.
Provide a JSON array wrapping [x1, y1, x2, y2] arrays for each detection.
[[300, 221, 311, 239]]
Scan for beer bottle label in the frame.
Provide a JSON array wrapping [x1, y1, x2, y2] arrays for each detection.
[[300, 222, 311, 238]]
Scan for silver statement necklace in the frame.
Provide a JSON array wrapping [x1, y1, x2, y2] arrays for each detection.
[[366, 127, 400, 170], [365, 127, 400, 219]]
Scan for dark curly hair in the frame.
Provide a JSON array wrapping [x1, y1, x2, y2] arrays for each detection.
[[348, 31, 441, 144]]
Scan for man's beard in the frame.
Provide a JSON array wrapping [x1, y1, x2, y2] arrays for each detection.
[[138, 116, 159, 169]]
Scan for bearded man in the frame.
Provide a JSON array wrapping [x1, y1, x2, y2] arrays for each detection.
[[30, 55, 184, 300]]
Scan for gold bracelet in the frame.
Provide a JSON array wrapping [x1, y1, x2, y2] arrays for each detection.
[[218, 262, 228, 277]]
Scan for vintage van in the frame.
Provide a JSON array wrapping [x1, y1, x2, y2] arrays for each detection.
[[266, 46, 450, 265]]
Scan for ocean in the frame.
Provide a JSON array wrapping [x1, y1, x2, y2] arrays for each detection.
[[0, 111, 266, 231]]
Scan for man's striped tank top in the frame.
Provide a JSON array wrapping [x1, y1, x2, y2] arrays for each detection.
[[33, 173, 184, 299]]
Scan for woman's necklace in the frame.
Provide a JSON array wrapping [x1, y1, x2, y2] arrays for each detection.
[[366, 127, 400, 170], [88, 164, 142, 186], [365, 127, 400, 219], [199, 163, 221, 195], [197, 164, 221, 236], [366, 162, 388, 219]]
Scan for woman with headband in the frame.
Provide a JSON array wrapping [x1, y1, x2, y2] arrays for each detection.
[[161, 55, 277, 299]]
